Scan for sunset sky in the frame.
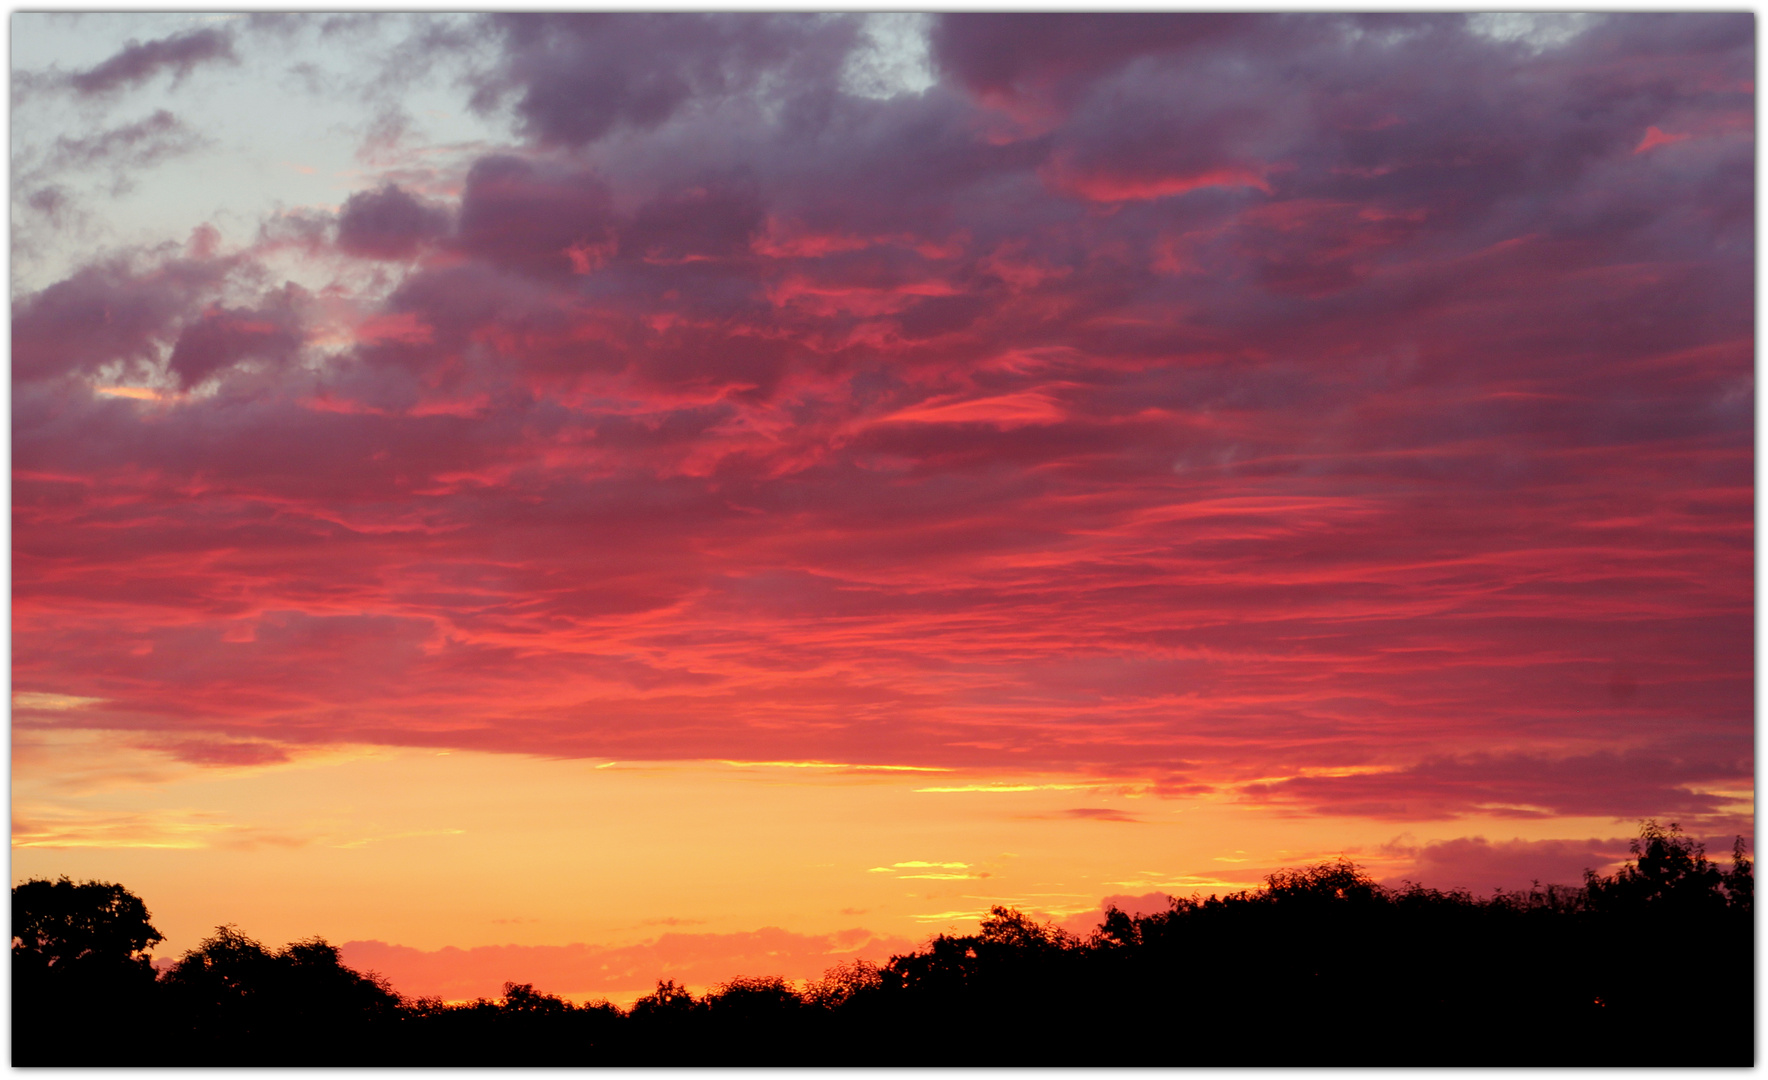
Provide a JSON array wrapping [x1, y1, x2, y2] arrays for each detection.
[[11, 12, 1754, 1004]]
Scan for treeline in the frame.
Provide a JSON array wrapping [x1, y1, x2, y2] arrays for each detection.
[[13, 823, 1752, 1065]]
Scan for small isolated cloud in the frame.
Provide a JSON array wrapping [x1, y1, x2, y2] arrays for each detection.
[[867, 860, 986, 880], [1057, 807, 1143, 823], [65, 26, 238, 96], [12, 808, 308, 852], [1634, 126, 1692, 155], [881, 391, 1066, 429], [840, 13, 935, 100], [29, 110, 210, 195], [23, 185, 73, 227], [1465, 13, 1599, 53], [140, 738, 293, 768], [911, 909, 990, 924], [915, 783, 1100, 794], [718, 760, 951, 773], [13, 692, 105, 711], [331, 828, 465, 850]]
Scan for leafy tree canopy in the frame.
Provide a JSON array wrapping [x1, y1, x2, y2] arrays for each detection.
[[13, 876, 163, 976]]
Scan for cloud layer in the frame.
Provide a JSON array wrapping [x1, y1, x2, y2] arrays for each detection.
[[339, 926, 913, 1002], [12, 14, 1753, 827]]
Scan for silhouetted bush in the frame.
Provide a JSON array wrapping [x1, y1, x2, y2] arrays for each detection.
[[12, 821, 1752, 1065]]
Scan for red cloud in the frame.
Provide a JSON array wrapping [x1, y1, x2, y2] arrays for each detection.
[[1045, 163, 1273, 203], [1240, 752, 1747, 823], [11, 14, 1753, 828], [1634, 126, 1691, 154]]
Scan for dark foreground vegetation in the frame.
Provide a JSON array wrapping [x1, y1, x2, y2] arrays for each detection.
[[14, 822, 1751, 1066]]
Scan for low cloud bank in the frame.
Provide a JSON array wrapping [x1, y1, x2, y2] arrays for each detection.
[[340, 925, 914, 1002]]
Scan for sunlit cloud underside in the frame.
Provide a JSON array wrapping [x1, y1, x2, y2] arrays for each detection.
[[11, 12, 1752, 998]]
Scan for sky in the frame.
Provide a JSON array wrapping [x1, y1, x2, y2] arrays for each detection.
[[10, 12, 1755, 1004]]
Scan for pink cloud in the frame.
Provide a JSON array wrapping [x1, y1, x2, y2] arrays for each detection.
[[1240, 752, 1748, 823], [1634, 126, 1691, 154], [353, 312, 434, 346], [10, 14, 1753, 828], [338, 926, 915, 1001], [1057, 891, 1175, 936], [1055, 807, 1143, 823], [1379, 835, 1634, 893], [1045, 163, 1273, 203], [880, 391, 1065, 428]]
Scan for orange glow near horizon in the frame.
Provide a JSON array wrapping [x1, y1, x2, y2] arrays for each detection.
[[18, 727, 1739, 1001]]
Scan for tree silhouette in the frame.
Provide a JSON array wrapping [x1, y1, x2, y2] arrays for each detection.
[[1262, 856, 1383, 905], [13, 876, 162, 977], [1723, 836, 1752, 912], [158, 924, 404, 1063], [630, 977, 698, 1020], [1585, 820, 1742, 915], [803, 958, 883, 1009], [500, 981, 572, 1015], [12, 877, 164, 1065], [11, 821, 1753, 1065]]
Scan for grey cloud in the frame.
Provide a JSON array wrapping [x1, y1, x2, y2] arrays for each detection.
[[474, 13, 861, 147], [337, 183, 451, 260], [166, 285, 309, 388], [66, 26, 237, 96], [11, 252, 235, 383], [40, 110, 209, 186]]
